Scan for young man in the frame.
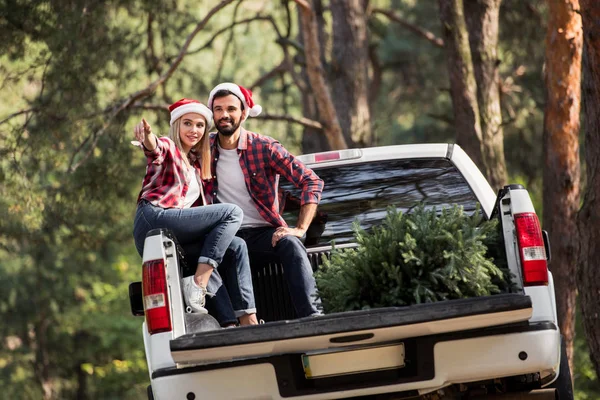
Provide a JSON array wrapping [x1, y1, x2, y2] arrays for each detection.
[[205, 82, 324, 318]]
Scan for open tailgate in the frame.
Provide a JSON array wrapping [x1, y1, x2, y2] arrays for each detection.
[[170, 294, 532, 365]]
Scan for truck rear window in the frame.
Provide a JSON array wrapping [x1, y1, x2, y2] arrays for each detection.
[[280, 158, 480, 248]]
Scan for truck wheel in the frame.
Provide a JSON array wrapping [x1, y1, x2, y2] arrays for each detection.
[[548, 336, 573, 400], [147, 385, 154, 400]]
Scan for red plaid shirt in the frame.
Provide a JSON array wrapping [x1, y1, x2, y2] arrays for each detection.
[[203, 129, 324, 227], [136, 137, 204, 208]]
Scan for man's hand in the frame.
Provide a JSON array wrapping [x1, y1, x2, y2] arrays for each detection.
[[271, 203, 318, 246], [271, 226, 306, 247]]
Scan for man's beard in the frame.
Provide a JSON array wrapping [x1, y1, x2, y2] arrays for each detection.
[[215, 117, 241, 136]]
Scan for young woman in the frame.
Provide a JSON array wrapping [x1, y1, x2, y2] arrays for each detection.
[[132, 98, 257, 326]]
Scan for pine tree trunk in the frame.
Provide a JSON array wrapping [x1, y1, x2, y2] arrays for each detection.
[[542, 0, 582, 377], [464, 0, 507, 191], [298, 0, 330, 154], [578, 0, 600, 380], [330, 0, 373, 147], [74, 331, 90, 400], [438, 0, 486, 172], [75, 362, 89, 400], [33, 319, 55, 400], [295, 0, 348, 150]]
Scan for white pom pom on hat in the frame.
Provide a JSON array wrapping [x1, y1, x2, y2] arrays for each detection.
[[207, 82, 262, 118], [169, 98, 213, 128]]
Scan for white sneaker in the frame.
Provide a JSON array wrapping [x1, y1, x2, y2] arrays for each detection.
[[182, 276, 208, 314]]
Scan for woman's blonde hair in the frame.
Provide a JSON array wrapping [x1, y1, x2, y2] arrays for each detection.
[[168, 116, 212, 180]]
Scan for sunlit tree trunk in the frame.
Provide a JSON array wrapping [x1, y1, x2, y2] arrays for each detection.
[[542, 0, 582, 378], [578, 0, 600, 379], [464, 0, 507, 190], [295, 0, 348, 150], [298, 0, 330, 154], [438, 0, 486, 172], [330, 0, 373, 147]]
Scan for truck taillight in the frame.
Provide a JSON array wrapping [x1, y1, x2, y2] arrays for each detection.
[[514, 213, 548, 286], [142, 259, 172, 334]]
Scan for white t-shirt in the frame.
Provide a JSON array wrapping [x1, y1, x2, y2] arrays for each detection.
[[216, 146, 270, 227], [183, 165, 204, 208]]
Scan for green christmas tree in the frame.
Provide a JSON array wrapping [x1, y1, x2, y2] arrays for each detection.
[[315, 203, 510, 313]]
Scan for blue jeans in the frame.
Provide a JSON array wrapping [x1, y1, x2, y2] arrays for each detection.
[[207, 227, 319, 321], [133, 201, 256, 320], [180, 237, 255, 322], [239, 227, 319, 317]]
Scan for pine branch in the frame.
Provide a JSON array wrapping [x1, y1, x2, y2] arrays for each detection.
[[371, 8, 445, 48], [249, 59, 291, 90], [254, 113, 323, 130], [0, 108, 37, 126], [185, 15, 276, 56]]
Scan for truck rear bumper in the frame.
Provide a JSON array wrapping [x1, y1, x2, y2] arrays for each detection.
[[171, 294, 533, 365], [150, 322, 559, 400]]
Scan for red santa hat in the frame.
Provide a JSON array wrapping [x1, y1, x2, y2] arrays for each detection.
[[169, 98, 213, 128], [207, 83, 262, 118]]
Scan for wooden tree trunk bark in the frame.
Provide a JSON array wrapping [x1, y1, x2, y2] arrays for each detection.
[[330, 0, 373, 147], [33, 319, 55, 400], [295, 0, 348, 150], [438, 0, 486, 172], [298, 0, 330, 154], [464, 0, 507, 191], [578, 0, 600, 379], [542, 0, 582, 377], [75, 331, 90, 400]]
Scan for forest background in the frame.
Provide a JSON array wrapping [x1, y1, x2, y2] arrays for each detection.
[[1, 0, 599, 399]]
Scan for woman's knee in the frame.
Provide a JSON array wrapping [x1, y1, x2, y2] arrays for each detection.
[[225, 204, 244, 223], [133, 239, 144, 257]]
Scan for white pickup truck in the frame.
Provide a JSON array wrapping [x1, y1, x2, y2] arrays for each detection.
[[129, 143, 572, 400]]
